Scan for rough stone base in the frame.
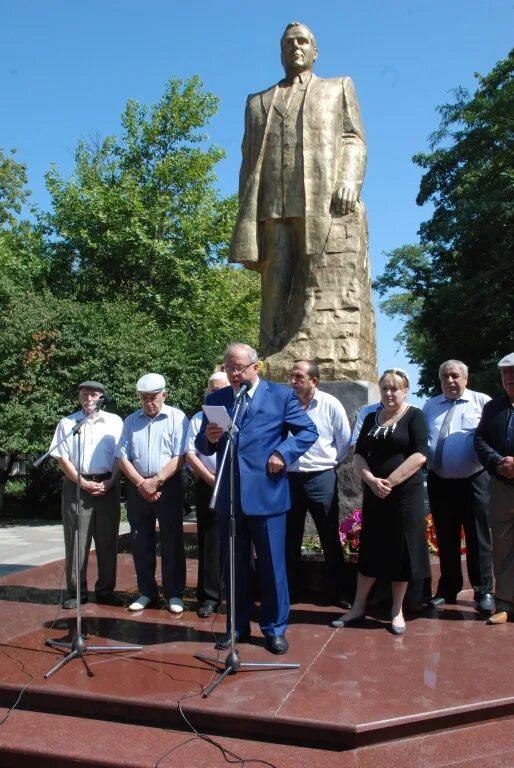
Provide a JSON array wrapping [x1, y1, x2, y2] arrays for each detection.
[[263, 204, 377, 383]]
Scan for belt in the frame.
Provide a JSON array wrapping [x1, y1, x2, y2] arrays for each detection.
[[82, 472, 112, 481], [428, 469, 485, 480]]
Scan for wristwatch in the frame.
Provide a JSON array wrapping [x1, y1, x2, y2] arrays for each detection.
[[156, 474, 164, 487]]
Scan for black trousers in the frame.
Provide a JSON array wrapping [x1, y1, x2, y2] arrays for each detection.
[[427, 469, 493, 598], [195, 478, 221, 605], [126, 475, 185, 601], [286, 469, 345, 601]]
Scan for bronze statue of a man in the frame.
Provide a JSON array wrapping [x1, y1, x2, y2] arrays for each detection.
[[229, 22, 367, 361]]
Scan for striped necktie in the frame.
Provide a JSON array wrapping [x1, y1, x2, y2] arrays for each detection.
[[235, 394, 249, 427]]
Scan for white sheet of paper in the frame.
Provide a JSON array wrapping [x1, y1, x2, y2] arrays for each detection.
[[202, 404, 238, 433]]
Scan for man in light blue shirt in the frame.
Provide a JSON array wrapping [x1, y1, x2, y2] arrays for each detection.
[[350, 401, 382, 448], [117, 373, 189, 614], [423, 359, 494, 613]]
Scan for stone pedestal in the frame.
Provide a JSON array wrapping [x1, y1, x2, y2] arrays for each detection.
[[263, 204, 377, 383]]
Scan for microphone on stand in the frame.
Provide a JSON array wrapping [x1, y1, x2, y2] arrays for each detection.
[[235, 380, 251, 400], [92, 393, 112, 410]]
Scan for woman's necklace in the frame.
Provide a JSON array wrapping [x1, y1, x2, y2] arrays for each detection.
[[368, 404, 410, 440]]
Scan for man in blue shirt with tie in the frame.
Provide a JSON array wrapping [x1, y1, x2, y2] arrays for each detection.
[[423, 360, 494, 613]]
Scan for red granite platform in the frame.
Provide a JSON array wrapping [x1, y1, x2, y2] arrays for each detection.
[[0, 550, 513, 767]]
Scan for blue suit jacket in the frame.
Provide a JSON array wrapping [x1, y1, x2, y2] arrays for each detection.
[[196, 379, 318, 516]]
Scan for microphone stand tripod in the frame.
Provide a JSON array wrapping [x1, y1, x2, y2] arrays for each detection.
[[195, 390, 299, 697], [34, 402, 143, 678]]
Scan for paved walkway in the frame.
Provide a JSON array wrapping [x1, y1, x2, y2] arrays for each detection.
[[0, 519, 131, 576]]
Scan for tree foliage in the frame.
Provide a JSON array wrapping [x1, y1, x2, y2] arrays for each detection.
[[0, 148, 30, 226], [0, 148, 46, 302], [375, 49, 514, 396], [43, 77, 234, 319]]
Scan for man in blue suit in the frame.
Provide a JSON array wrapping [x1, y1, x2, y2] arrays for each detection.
[[196, 342, 318, 654]]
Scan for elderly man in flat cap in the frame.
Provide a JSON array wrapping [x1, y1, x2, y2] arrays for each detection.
[[117, 374, 189, 613], [475, 353, 514, 624], [50, 380, 123, 609]]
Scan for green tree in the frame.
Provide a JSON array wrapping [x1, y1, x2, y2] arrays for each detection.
[[0, 148, 46, 302], [375, 50, 514, 395], [0, 148, 30, 226], [44, 77, 233, 318], [0, 149, 48, 503]]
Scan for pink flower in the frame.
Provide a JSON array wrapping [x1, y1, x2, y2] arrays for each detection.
[[339, 509, 362, 553]]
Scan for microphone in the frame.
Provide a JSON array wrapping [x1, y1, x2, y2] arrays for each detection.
[[87, 393, 112, 413], [235, 380, 251, 400]]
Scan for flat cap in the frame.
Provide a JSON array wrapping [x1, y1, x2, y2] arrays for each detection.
[[78, 380, 106, 393], [498, 352, 514, 368], [136, 373, 166, 393]]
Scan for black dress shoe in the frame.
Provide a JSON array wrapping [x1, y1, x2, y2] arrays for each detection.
[[265, 635, 288, 654], [428, 595, 457, 608], [197, 602, 218, 618], [95, 592, 124, 607], [215, 630, 250, 650], [476, 593, 496, 614], [62, 596, 88, 609]]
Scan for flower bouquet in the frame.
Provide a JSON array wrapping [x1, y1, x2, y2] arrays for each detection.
[[339, 508, 362, 563], [425, 513, 439, 556], [425, 513, 466, 557]]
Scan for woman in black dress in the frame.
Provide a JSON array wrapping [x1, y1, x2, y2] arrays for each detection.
[[332, 369, 429, 634]]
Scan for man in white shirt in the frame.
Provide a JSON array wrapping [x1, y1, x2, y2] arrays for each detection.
[[50, 380, 123, 609], [286, 361, 351, 604], [423, 359, 494, 613], [185, 371, 229, 618]]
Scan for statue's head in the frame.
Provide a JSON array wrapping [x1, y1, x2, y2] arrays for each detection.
[[280, 22, 318, 79]]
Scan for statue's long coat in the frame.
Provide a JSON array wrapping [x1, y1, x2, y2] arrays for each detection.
[[229, 74, 367, 267]]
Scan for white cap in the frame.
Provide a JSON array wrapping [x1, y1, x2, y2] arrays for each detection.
[[136, 373, 166, 393], [498, 352, 514, 368], [209, 371, 229, 384]]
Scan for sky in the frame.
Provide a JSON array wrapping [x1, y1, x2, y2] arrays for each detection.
[[1, 0, 512, 405]]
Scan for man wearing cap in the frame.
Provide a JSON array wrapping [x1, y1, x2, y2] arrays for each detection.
[[475, 353, 514, 624], [423, 360, 494, 613], [185, 371, 229, 618], [50, 381, 123, 609], [117, 374, 189, 614]]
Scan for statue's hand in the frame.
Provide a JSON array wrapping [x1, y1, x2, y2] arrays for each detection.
[[332, 183, 358, 216]]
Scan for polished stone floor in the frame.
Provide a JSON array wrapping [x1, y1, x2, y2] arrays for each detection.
[[0, 550, 513, 767]]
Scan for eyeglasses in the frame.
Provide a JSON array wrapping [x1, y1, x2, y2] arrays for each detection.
[[223, 362, 255, 375]]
